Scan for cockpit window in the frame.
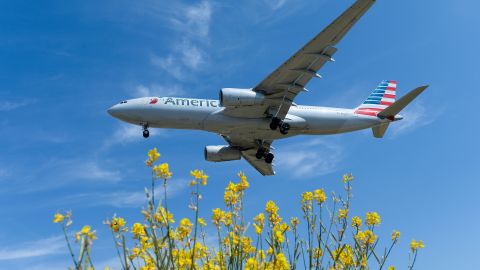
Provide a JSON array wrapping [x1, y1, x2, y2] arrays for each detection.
[[120, 100, 128, 104]]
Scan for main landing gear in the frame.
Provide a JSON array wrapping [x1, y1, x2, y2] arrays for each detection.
[[142, 124, 150, 138], [256, 147, 274, 164], [269, 117, 290, 135]]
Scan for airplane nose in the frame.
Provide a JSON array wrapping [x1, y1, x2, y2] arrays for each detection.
[[107, 104, 121, 118]]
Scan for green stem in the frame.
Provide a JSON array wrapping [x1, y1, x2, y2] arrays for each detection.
[[62, 224, 79, 269], [190, 184, 200, 270]]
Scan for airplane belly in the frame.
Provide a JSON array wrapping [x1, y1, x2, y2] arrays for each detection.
[[294, 109, 379, 135]]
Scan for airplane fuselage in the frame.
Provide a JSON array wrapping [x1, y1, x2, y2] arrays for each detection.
[[108, 96, 386, 141]]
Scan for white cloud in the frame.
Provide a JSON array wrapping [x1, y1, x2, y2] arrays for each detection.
[[102, 123, 164, 150], [134, 84, 184, 97], [276, 139, 343, 178], [263, 0, 287, 10], [67, 178, 189, 208], [151, 1, 212, 79], [69, 161, 122, 182], [390, 102, 436, 136], [164, 1, 213, 38], [0, 100, 35, 111], [0, 235, 64, 261], [0, 168, 8, 179], [151, 39, 207, 79]]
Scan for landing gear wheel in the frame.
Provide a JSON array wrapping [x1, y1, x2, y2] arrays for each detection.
[[265, 153, 274, 164], [270, 117, 281, 130], [143, 129, 150, 138], [256, 148, 266, 159], [279, 123, 290, 135]]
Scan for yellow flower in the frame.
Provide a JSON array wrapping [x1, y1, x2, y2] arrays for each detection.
[[198, 217, 207, 227], [224, 182, 239, 206], [222, 212, 233, 226], [313, 247, 323, 259], [301, 191, 313, 203], [265, 200, 278, 215], [77, 225, 97, 241], [361, 254, 367, 267], [245, 257, 258, 270], [265, 200, 281, 224], [129, 247, 141, 260], [290, 217, 300, 228], [388, 266, 395, 270], [153, 163, 172, 179], [274, 229, 284, 243], [201, 174, 208, 186], [410, 239, 425, 252], [237, 171, 249, 191], [257, 250, 266, 260], [254, 213, 265, 225], [155, 207, 174, 225], [274, 253, 290, 270], [253, 223, 263, 235], [313, 189, 327, 204], [338, 208, 348, 220], [81, 225, 91, 234], [110, 217, 126, 233], [365, 212, 381, 226], [391, 230, 401, 241], [177, 218, 193, 240], [131, 223, 146, 238], [211, 208, 225, 227], [351, 216, 362, 228], [190, 180, 197, 186], [146, 147, 160, 166], [190, 169, 202, 179], [355, 230, 377, 245], [53, 213, 64, 223], [342, 173, 353, 183], [332, 245, 354, 266]]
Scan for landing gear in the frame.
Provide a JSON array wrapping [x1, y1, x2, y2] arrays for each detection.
[[265, 153, 274, 164], [270, 117, 290, 135], [256, 148, 267, 159], [270, 117, 281, 130], [279, 123, 290, 135], [142, 124, 150, 138], [255, 147, 275, 164]]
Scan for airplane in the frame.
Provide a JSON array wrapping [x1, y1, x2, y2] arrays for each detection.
[[107, 0, 428, 176]]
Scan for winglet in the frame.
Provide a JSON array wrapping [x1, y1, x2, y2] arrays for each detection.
[[378, 85, 429, 119]]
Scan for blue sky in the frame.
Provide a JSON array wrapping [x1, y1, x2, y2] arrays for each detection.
[[1, 0, 479, 269]]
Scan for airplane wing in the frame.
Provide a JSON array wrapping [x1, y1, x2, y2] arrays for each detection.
[[222, 135, 275, 175], [241, 149, 275, 176], [240, 0, 375, 119]]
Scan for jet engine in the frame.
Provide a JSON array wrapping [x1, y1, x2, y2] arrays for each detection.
[[204, 145, 241, 162], [219, 88, 265, 107]]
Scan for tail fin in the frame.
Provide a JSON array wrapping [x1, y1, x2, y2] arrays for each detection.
[[355, 80, 397, 116]]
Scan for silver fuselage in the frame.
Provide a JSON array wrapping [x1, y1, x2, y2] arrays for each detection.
[[108, 97, 388, 141]]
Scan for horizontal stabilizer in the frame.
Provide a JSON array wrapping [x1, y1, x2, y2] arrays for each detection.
[[372, 123, 390, 138], [378, 85, 429, 118]]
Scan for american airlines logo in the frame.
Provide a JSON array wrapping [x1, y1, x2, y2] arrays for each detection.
[[163, 97, 219, 107]]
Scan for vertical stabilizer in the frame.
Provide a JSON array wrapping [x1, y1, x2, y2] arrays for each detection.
[[355, 80, 397, 116]]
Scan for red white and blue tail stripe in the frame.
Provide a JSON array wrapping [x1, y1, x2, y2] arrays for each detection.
[[355, 80, 397, 116]]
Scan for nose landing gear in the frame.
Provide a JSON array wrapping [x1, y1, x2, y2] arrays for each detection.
[[142, 124, 150, 138]]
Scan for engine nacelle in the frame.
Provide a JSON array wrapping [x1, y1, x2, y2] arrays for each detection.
[[204, 145, 241, 162], [219, 88, 265, 107]]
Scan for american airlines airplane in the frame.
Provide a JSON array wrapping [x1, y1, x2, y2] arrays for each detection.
[[108, 0, 428, 175]]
